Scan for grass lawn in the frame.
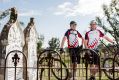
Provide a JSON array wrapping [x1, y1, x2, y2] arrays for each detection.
[[38, 53, 117, 80]]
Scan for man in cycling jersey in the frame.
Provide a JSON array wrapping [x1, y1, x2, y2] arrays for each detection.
[[85, 20, 114, 80], [60, 21, 84, 80]]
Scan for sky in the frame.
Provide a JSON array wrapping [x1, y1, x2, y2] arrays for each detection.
[[0, 0, 112, 47]]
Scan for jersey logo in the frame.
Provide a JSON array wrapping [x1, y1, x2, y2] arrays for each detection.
[[87, 30, 101, 49], [68, 30, 79, 47]]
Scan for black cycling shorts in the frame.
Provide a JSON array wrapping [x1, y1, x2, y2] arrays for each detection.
[[69, 47, 81, 64], [89, 49, 99, 65]]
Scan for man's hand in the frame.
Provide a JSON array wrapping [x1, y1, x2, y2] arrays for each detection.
[[60, 48, 65, 54]]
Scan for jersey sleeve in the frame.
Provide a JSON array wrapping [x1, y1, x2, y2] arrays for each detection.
[[98, 30, 104, 37], [77, 31, 82, 38], [64, 30, 69, 37], [85, 32, 88, 40]]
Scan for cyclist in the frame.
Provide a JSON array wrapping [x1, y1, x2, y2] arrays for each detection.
[[84, 20, 114, 80], [60, 21, 84, 80]]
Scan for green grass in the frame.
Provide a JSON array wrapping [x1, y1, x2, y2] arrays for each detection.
[[38, 53, 118, 80]]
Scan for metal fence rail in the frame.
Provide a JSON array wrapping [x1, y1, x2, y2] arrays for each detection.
[[0, 49, 119, 80]]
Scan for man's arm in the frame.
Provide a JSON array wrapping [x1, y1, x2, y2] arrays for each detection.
[[84, 32, 89, 48], [103, 36, 114, 43], [60, 36, 67, 48], [99, 30, 114, 43], [80, 37, 86, 48], [84, 40, 88, 48], [81, 37, 84, 45], [77, 31, 85, 47]]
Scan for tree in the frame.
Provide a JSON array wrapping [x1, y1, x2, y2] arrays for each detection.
[[0, 8, 25, 27], [48, 37, 60, 51], [0, 9, 10, 20], [96, 0, 119, 46], [37, 35, 44, 53], [19, 21, 25, 26], [0, 9, 10, 28]]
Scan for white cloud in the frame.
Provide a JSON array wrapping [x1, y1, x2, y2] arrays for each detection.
[[0, 0, 11, 2], [19, 10, 41, 17], [54, 0, 111, 17]]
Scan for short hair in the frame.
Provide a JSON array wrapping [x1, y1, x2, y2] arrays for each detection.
[[90, 20, 97, 25], [70, 21, 77, 25]]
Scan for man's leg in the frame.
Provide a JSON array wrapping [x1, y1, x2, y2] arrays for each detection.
[[90, 56, 99, 80], [69, 48, 78, 79], [90, 64, 99, 76], [89, 49, 100, 80], [71, 63, 77, 77], [70, 47, 80, 79], [69, 63, 77, 80], [69, 58, 77, 79]]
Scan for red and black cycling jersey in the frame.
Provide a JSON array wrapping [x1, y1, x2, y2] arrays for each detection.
[[65, 29, 82, 48], [85, 29, 104, 49]]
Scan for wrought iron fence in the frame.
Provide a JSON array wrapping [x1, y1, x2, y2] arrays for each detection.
[[0, 48, 119, 80], [0, 6, 119, 80]]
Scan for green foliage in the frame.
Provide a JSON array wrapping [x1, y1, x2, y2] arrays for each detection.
[[48, 37, 60, 51], [96, 0, 119, 44], [37, 35, 44, 53], [0, 9, 10, 20], [19, 21, 25, 26]]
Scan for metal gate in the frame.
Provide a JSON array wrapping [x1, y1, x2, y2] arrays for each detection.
[[1, 48, 119, 80], [0, 7, 119, 80]]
